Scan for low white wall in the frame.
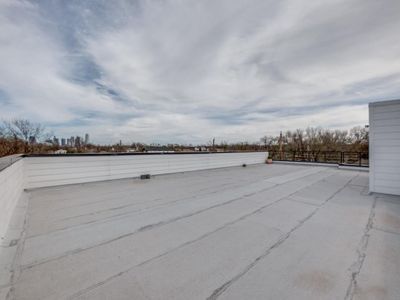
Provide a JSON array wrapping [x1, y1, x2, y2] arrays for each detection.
[[0, 159, 24, 240], [24, 152, 268, 189], [0, 152, 266, 237]]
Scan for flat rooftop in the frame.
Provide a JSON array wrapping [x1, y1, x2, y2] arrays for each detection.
[[2, 164, 400, 299]]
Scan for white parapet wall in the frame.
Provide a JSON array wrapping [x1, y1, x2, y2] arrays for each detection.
[[2, 152, 266, 238], [0, 157, 24, 240], [24, 152, 268, 189]]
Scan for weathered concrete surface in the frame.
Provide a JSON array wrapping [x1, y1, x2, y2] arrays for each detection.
[[353, 195, 400, 300], [1, 164, 399, 300]]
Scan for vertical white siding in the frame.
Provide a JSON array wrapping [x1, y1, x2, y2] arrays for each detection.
[[24, 152, 268, 189], [369, 99, 400, 195], [0, 159, 24, 240]]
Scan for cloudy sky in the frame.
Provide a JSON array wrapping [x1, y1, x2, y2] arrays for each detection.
[[0, 0, 399, 144]]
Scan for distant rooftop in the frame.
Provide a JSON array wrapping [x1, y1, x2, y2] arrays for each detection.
[[2, 163, 399, 300]]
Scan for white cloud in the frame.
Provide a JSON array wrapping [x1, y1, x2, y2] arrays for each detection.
[[0, 0, 399, 144], [0, 0, 127, 122]]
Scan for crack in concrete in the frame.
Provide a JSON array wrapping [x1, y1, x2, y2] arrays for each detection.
[[26, 171, 284, 239], [68, 171, 341, 299], [28, 177, 231, 221], [372, 226, 400, 236], [32, 185, 144, 211], [206, 176, 354, 300], [286, 197, 320, 207], [4, 193, 32, 300], [378, 196, 400, 205], [17, 169, 329, 287], [344, 195, 377, 300], [33, 166, 278, 212], [55, 181, 237, 222], [20, 181, 281, 271], [21, 171, 330, 270], [68, 202, 284, 299], [135, 183, 277, 233], [26, 181, 242, 239]]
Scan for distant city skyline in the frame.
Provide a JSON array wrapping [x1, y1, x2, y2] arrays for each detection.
[[47, 133, 89, 147], [1, 0, 399, 144]]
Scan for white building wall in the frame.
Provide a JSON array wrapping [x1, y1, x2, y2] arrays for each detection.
[[369, 99, 400, 195], [0, 159, 24, 240], [24, 152, 268, 189]]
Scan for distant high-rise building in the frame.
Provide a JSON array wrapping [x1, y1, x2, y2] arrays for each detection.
[[70, 136, 75, 147], [85, 133, 89, 145], [61, 138, 66, 146], [75, 136, 81, 147], [53, 136, 60, 146]]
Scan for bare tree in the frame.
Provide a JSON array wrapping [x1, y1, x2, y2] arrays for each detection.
[[260, 136, 268, 149], [260, 136, 275, 150], [263, 126, 369, 156], [349, 126, 368, 144], [0, 124, 5, 138], [3, 119, 45, 144]]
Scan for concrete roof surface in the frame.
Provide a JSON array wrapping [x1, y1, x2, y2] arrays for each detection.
[[1, 164, 399, 300]]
